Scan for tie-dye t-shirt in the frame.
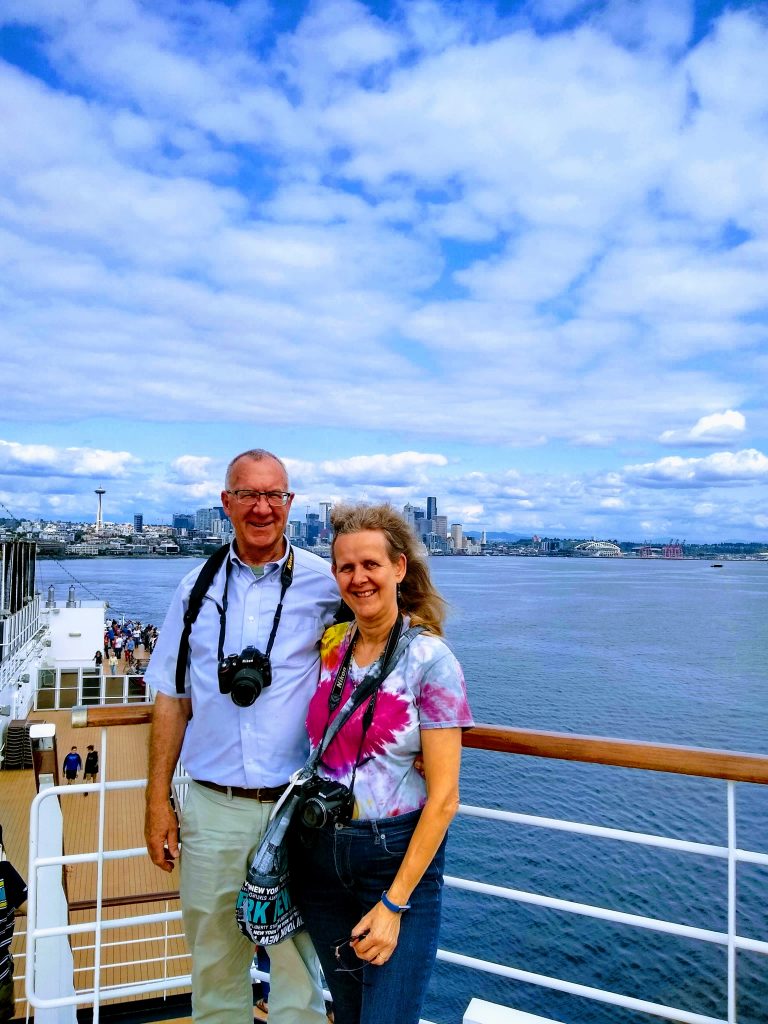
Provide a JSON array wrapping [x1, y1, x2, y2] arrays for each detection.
[[306, 620, 473, 820]]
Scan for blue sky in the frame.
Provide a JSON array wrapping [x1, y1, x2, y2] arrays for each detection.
[[0, 0, 767, 541]]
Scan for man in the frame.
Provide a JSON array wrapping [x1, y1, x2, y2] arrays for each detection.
[[144, 449, 339, 1024], [0, 826, 27, 1024], [62, 746, 81, 784]]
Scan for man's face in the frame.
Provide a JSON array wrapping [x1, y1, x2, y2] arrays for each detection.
[[221, 456, 294, 565]]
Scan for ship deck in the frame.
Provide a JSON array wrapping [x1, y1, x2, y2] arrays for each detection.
[[8, 703, 768, 1024], [3, 708, 188, 1020], [2, 708, 268, 1022]]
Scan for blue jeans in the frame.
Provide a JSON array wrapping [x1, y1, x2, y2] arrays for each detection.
[[291, 808, 445, 1024]]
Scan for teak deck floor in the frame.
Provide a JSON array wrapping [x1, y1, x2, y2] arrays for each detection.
[[2, 708, 190, 1021]]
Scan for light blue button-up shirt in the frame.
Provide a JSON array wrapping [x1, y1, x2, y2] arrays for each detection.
[[146, 541, 339, 787]]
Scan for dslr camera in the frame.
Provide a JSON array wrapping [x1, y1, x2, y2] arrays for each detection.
[[218, 646, 272, 707], [299, 775, 354, 829]]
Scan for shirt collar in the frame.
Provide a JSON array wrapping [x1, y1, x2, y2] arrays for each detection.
[[229, 536, 290, 575]]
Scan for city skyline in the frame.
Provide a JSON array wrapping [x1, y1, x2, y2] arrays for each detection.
[[0, 2, 767, 542], [5, 491, 760, 549]]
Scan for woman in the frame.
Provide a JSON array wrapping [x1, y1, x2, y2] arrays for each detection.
[[292, 504, 473, 1024]]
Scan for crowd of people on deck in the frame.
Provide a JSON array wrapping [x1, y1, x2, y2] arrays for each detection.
[[99, 621, 159, 670]]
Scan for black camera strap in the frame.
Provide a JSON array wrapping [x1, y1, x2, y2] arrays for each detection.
[[217, 545, 295, 663], [268, 621, 424, 824], [327, 613, 402, 712], [308, 616, 424, 776], [175, 543, 230, 694]]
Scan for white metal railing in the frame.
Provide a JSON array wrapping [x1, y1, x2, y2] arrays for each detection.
[[0, 596, 43, 692], [441, 786, 768, 1024], [24, 725, 768, 1024], [9, 921, 29, 1023], [33, 667, 152, 711]]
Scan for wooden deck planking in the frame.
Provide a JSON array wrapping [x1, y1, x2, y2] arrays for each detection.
[[3, 708, 192, 1015]]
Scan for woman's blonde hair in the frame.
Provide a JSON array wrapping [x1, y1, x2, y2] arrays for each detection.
[[330, 503, 447, 636]]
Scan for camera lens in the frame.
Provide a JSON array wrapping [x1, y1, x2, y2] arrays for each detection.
[[300, 799, 326, 829], [230, 668, 264, 707]]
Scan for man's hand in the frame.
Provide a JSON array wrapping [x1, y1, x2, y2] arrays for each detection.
[[145, 798, 180, 872], [144, 692, 190, 872]]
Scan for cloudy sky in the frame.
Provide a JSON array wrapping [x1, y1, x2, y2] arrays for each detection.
[[1, 0, 767, 541]]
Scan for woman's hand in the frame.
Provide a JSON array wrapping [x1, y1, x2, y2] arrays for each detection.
[[347, 727, 463, 967], [349, 903, 403, 966]]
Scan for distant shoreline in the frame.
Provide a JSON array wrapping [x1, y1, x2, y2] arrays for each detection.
[[35, 552, 766, 562]]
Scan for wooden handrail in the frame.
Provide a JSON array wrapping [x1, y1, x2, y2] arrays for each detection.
[[72, 705, 154, 727], [463, 724, 768, 784], [71, 706, 768, 785]]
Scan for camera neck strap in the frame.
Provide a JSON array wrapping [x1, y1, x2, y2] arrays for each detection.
[[307, 617, 424, 776], [217, 545, 295, 663]]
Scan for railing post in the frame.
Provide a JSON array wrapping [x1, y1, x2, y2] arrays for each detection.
[[163, 901, 170, 1001], [726, 781, 736, 1024], [91, 726, 109, 1024]]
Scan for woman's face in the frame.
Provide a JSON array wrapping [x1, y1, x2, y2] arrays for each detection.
[[332, 529, 406, 626]]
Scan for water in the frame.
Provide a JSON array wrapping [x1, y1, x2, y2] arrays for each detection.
[[36, 555, 768, 1023]]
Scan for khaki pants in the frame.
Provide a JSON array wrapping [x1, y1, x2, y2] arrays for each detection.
[[180, 781, 326, 1024]]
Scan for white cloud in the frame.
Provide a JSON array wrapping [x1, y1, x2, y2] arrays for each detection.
[[0, 440, 138, 478], [169, 455, 218, 482], [624, 449, 768, 488], [0, 3, 767, 540], [286, 452, 449, 488], [659, 410, 747, 447]]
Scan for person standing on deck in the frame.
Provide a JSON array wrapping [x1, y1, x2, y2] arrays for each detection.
[[144, 448, 340, 1024], [83, 745, 99, 796], [62, 746, 82, 783], [0, 826, 27, 1024]]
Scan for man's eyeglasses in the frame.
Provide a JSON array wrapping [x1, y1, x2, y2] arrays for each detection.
[[227, 490, 292, 507]]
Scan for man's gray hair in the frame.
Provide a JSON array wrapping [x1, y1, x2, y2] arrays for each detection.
[[224, 449, 289, 490]]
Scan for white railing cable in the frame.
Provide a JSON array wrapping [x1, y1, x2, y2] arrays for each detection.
[[443, 875, 768, 953], [460, 803, 731, 860], [436, 949, 727, 1024], [91, 725, 108, 1024], [726, 781, 737, 1024]]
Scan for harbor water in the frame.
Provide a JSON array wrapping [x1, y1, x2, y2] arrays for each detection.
[[36, 555, 768, 1024]]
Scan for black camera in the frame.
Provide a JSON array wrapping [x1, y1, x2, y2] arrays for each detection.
[[218, 646, 272, 707], [299, 776, 354, 829]]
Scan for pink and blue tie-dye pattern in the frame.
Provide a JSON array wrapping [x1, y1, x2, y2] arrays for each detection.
[[306, 621, 473, 820]]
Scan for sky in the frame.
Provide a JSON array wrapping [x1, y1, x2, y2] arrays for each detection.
[[1, 0, 767, 542]]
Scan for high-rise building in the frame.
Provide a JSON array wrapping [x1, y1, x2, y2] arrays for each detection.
[[133, 514, 144, 533], [431, 515, 448, 540], [195, 506, 225, 534], [319, 502, 332, 529], [451, 524, 463, 551], [172, 513, 195, 533], [426, 497, 438, 520], [306, 513, 320, 545], [402, 503, 425, 537]]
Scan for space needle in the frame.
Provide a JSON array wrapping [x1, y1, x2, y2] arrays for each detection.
[[95, 486, 106, 532]]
